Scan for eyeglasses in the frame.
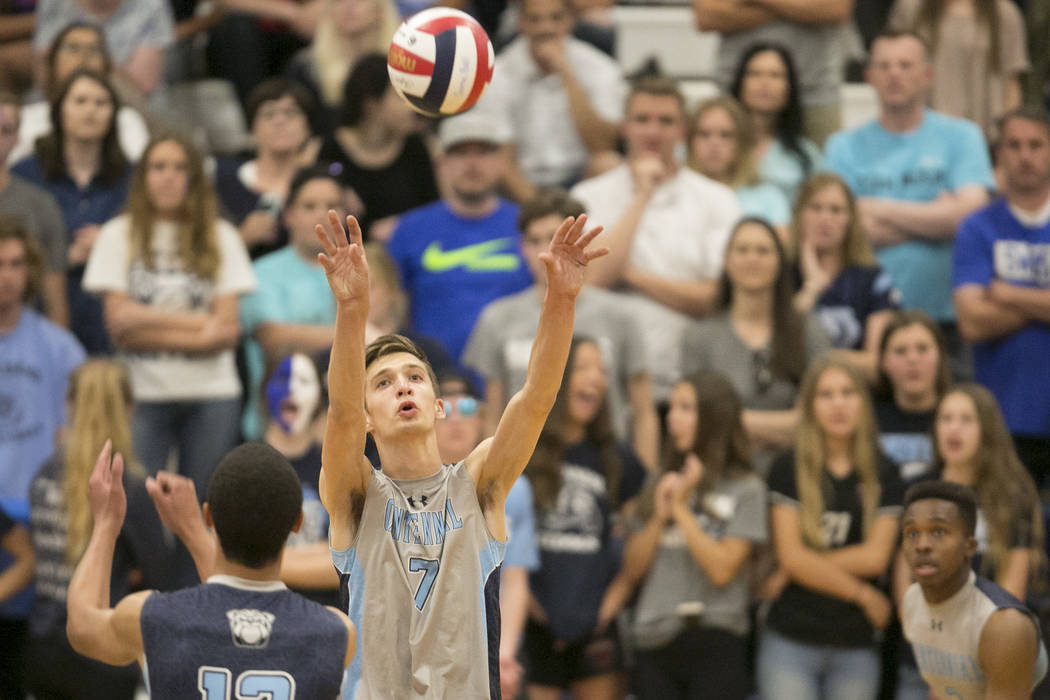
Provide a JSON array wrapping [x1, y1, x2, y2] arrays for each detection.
[[58, 42, 104, 58], [443, 396, 479, 418], [256, 106, 305, 121]]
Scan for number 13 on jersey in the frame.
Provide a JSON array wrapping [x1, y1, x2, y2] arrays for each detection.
[[199, 666, 296, 699]]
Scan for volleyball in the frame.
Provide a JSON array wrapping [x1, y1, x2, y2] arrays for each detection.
[[387, 8, 495, 117]]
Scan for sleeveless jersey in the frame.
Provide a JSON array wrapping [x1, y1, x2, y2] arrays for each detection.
[[140, 575, 348, 700], [902, 571, 1048, 699], [332, 461, 505, 699]]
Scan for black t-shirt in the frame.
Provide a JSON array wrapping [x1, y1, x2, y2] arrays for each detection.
[[875, 399, 936, 483], [766, 449, 904, 648], [530, 441, 646, 643], [317, 133, 439, 238], [793, 264, 899, 350], [0, 508, 12, 540]]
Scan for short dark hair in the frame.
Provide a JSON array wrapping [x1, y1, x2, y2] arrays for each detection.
[[45, 22, 111, 94], [997, 105, 1050, 141], [365, 334, 439, 390], [206, 443, 303, 568], [0, 214, 45, 303], [518, 188, 586, 233], [340, 53, 390, 128], [285, 164, 343, 209], [870, 29, 931, 61], [903, 480, 978, 536], [244, 77, 314, 128], [626, 76, 686, 120], [436, 367, 479, 399]]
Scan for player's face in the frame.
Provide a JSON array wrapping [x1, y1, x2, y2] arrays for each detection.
[[998, 117, 1050, 195], [53, 27, 107, 83], [566, 341, 607, 427], [801, 183, 851, 254], [812, 366, 863, 441], [145, 140, 190, 218], [901, 498, 976, 597], [690, 107, 737, 181], [252, 95, 310, 156], [364, 351, 443, 437], [332, 0, 380, 36], [520, 214, 560, 282], [435, 386, 483, 464], [285, 178, 345, 255], [61, 76, 114, 143], [0, 239, 29, 309], [740, 50, 790, 116], [442, 141, 504, 202], [935, 392, 981, 466], [623, 93, 685, 164], [0, 104, 18, 165], [867, 36, 932, 112], [880, 323, 941, 402], [725, 222, 780, 293], [666, 381, 698, 453]]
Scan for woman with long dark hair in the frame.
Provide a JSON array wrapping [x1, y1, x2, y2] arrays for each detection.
[[523, 337, 647, 700], [620, 371, 766, 699], [682, 217, 830, 475], [12, 68, 131, 354], [730, 43, 823, 205]]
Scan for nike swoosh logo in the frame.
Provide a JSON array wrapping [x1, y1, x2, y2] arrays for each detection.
[[421, 239, 523, 272]]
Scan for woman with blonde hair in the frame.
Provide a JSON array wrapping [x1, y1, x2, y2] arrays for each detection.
[[286, 0, 401, 134], [688, 95, 791, 228], [758, 356, 903, 700], [83, 133, 257, 495], [26, 360, 171, 699], [790, 173, 900, 380]]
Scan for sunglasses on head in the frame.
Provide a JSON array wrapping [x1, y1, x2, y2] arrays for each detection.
[[443, 396, 479, 418]]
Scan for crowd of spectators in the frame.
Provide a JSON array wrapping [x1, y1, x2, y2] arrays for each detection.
[[1, 0, 1050, 698]]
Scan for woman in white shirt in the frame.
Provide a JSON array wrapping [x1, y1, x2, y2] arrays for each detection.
[[83, 133, 256, 494]]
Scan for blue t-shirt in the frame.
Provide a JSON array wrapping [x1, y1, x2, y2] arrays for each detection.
[[387, 200, 532, 361], [736, 181, 791, 226], [797, 264, 900, 350], [0, 504, 33, 619], [11, 155, 131, 354], [953, 199, 1050, 437], [239, 246, 336, 439], [825, 110, 994, 321], [504, 476, 539, 571]]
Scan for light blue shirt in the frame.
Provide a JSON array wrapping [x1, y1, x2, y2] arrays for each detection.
[[825, 110, 994, 320], [736, 182, 792, 226], [758, 137, 823, 206], [504, 476, 540, 571], [239, 246, 336, 439]]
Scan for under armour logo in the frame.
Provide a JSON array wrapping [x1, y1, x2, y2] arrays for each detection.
[[407, 495, 429, 509], [931, 619, 943, 632]]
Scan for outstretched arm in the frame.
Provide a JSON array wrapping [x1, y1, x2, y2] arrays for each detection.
[[467, 216, 608, 525], [66, 441, 150, 667], [315, 212, 375, 551]]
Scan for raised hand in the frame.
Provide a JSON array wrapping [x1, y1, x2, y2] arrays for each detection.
[[145, 472, 202, 541], [672, 454, 703, 508], [314, 210, 370, 306], [88, 440, 126, 536], [539, 214, 608, 299]]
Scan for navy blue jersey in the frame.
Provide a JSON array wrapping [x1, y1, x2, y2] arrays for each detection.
[[141, 576, 347, 700]]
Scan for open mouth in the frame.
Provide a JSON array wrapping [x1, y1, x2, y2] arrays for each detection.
[[912, 560, 938, 577], [398, 400, 419, 418], [280, 398, 299, 426]]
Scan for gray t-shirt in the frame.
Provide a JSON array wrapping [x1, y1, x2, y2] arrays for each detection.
[[714, 21, 847, 108], [0, 175, 67, 271], [462, 285, 647, 439], [631, 474, 768, 646]]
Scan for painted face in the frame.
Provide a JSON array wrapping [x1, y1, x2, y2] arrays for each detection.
[[690, 107, 737, 181], [740, 50, 790, 116], [666, 381, 698, 454], [935, 392, 981, 466], [901, 498, 975, 593], [61, 75, 114, 143], [812, 366, 863, 440], [267, 354, 322, 435], [566, 341, 607, 427], [725, 222, 780, 293], [880, 323, 941, 403], [801, 183, 851, 254]]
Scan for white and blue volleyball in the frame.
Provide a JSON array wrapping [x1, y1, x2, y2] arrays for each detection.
[[387, 8, 495, 117]]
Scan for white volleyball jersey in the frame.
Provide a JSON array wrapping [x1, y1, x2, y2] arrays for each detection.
[[902, 571, 1048, 699], [331, 461, 505, 699]]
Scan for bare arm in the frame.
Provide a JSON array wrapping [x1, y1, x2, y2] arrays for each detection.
[[979, 608, 1041, 700], [832, 309, 893, 384], [42, 271, 69, 328], [673, 502, 753, 587], [0, 13, 34, 41], [989, 279, 1050, 325], [255, 322, 335, 358], [627, 373, 659, 471], [558, 66, 620, 154], [66, 442, 149, 666], [468, 216, 608, 525], [1003, 75, 1023, 114], [693, 0, 775, 32], [743, 408, 799, 449], [280, 542, 340, 590], [145, 472, 216, 581], [0, 524, 33, 603], [482, 377, 506, 439], [819, 514, 900, 578], [747, 0, 854, 25], [863, 186, 990, 241], [498, 566, 530, 699], [954, 285, 1028, 343], [121, 45, 166, 96], [622, 266, 720, 317], [996, 548, 1031, 602], [106, 293, 241, 354], [315, 213, 374, 551]]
